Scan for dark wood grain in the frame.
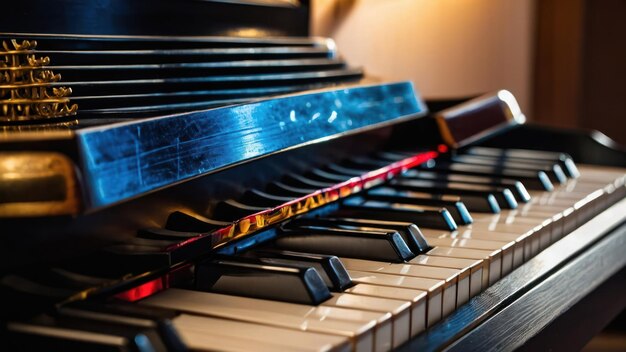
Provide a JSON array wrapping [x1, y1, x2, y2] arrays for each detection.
[[397, 198, 626, 352], [447, 222, 626, 351]]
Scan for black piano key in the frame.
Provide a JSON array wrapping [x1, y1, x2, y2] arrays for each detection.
[[402, 169, 531, 203], [6, 320, 145, 352], [341, 156, 390, 170], [137, 228, 203, 241], [287, 216, 430, 254], [49, 314, 169, 351], [337, 196, 458, 231], [59, 301, 187, 351], [56, 305, 186, 352], [245, 249, 353, 291], [324, 163, 368, 177], [389, 178, 518, 210], [103, 245, 175, 272], [56, 246, 173, 278], [10, 314, 168, 352], [240, 189, 293, 207], [374, 151, 419, 161], [276, 226, 415, 262], [305, 168, 353, 183], [447, 154, 568, 185], [464, 147, 580, 178], [213, 199, 267, 222], [128, 237, 206, 265], [195, 256, 331, 305], [266, 181, 316, 197], [165, 211, 230, 232], [16, 268, 110, 292], [422, 160, 554, 191], [281, 173, 335, 189], [366, 187, 474, 224], [370, 185, 499, 214]]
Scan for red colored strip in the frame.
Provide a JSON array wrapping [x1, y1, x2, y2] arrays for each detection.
[[115, 277, 167, 302], [118, 151, 438, 301]]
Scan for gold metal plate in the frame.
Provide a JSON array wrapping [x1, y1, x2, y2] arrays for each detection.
[[0, 151, 80, 217]]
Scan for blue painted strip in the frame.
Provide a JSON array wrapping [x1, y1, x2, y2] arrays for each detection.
[[77, 81, 427, 208]]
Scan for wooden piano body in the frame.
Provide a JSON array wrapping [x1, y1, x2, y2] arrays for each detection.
[[1, 1, 625, 351]]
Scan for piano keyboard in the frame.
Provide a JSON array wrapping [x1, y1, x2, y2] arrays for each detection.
[[6, 146, 625, 352]]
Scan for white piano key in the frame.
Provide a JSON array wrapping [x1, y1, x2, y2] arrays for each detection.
[[343, 284, 428, 337], [408, 255, 484, 298], [423, 237, 516, 277], [140, 288, 385, 352], [322, 293, 410, 349], [420, 228, 527, 270], [465, 221, 545, 260], [173, 314, 351, 352], [339, 257, 465, 315], [346, 270, 445, 327], [427, 246, 501, 287]]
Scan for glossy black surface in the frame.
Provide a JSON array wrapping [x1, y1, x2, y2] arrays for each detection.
[[421, 161, 554, 191], [1, 0, 311, 36], [447, 154, 568, 185], [76, 82, 425, 209], [402, 169, 531, 203], [277, 226, 415, 262], [195, 256, 331, 305], [287, 216, 430, 254], [164, 211, 230, 233], [365, 187, 474, 223], [388, 179, 507, 212], [478, 124, 626, 168], [338, 196, 459, 231], [245, 249, 353, 291], [463, 146, 580, 178], [7, 316, 161, 352]]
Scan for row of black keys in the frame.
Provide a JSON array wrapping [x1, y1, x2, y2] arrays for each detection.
[[2, 147, 579, 351], [2, 147, 576, 301]]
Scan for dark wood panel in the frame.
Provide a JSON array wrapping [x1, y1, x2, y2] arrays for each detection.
[[532, 0, 585, 128], [447, 223, 626, 351], [581, 0, 626, 145], [397, 199, 626, 352], [533, 0, 626, 145]]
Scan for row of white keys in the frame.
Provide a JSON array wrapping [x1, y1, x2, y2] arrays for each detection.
[[141, 288, 386, 352], [343, 284, 428, 337], [345, 270, 445, 328], [339, 257, 469, 315], [174, 313, 352, 352], [415, 167, 625, 291]]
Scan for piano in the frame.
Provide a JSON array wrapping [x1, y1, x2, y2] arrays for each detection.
[[1, 1, 625, 351]]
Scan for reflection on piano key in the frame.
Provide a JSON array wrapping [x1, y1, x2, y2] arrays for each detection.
[[277, 227, 415, 262], [339, 196, 458, 231], [195, 256, 331, 304], [173, 314, 352, 352], [141, 288, 385, 352], [346, 270, 446, 327], [287, 217, 430, 254]]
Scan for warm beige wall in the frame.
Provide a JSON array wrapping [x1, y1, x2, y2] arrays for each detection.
[[312, 0, 535, 115]]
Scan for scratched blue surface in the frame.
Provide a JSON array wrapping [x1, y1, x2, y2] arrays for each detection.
[[76, 82, 427, 209]]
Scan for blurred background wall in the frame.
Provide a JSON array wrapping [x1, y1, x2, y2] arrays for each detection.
[[311, 0, 626, 145]]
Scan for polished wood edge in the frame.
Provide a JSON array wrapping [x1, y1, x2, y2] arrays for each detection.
[[435, 90, 526, 149], [398, 197, 626, 352], [448, 222, 626, 351]]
